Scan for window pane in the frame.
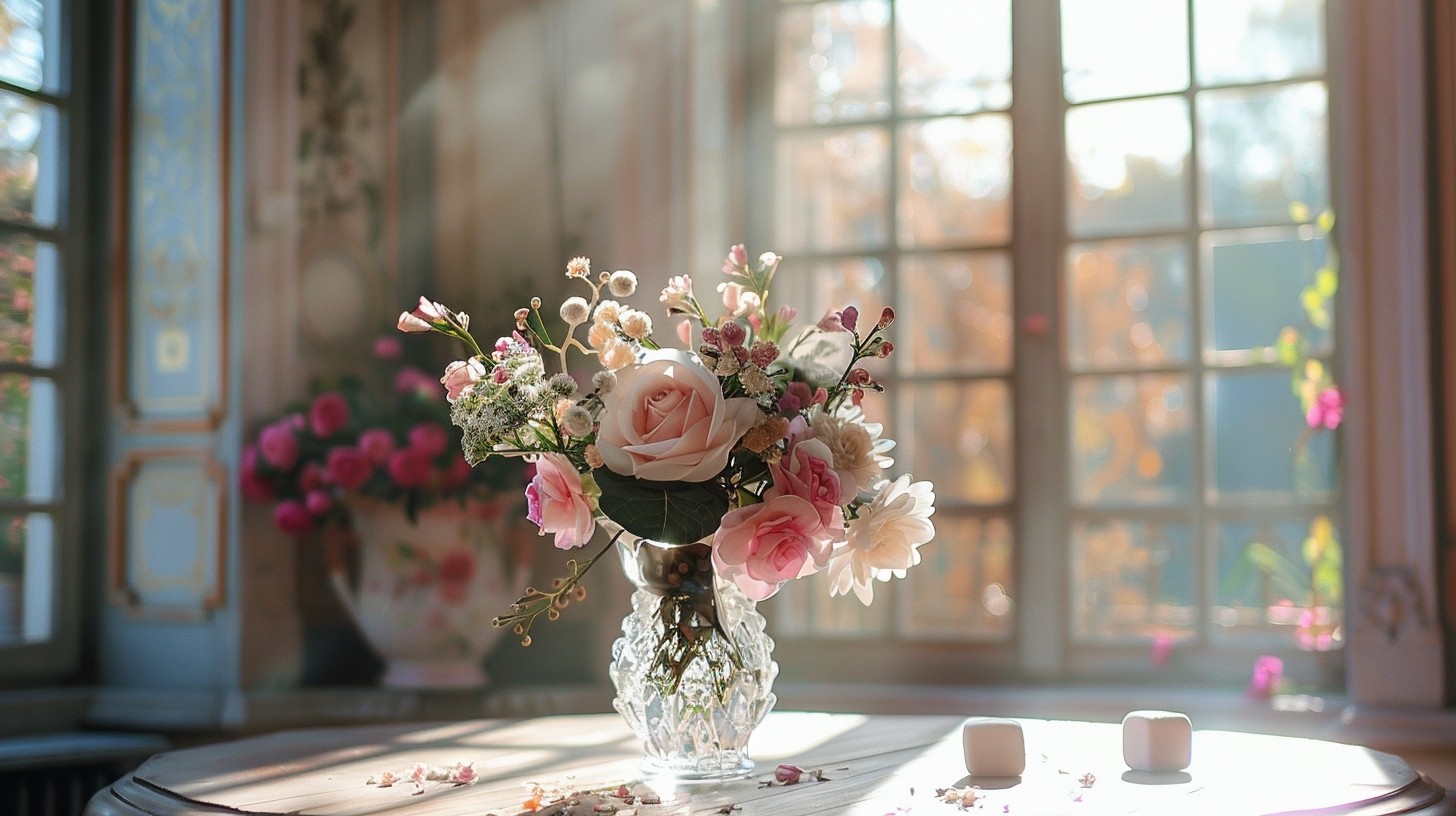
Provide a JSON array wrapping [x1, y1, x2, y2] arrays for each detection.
[[901, 513, 1013, 639], [898, 114, 1011, 248], [775, 127, 890, 252], [1072, 518, 1195, 643], [1208, 370, 1335, 499], [1197, 82, 1328, 228], [776, 256, 887, 329], [0, 512, 52, 645], [1067, 238, 1191, 370], [902, 251, 1011, 375], [1061, 0, 1189, 103], [775, 0, 890, 126], [1205, 228, 1331, 356], [0, 235, 57, 365], [1072, 374, 1195, 506], [0, 90, 56, 226], [1066, 97, 1190, 237], [768, 571, 890, 637], [1194, 0, 1325, 86], [898, 0, 1010, 115], [902, 379, 1012, 505], [0, 0, 46, 91], [0, 373, 57, 501], [1214, 514, 1343, 649]]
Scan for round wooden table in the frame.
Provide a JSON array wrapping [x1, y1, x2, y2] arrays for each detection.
[[84, 712, 1455, 815]]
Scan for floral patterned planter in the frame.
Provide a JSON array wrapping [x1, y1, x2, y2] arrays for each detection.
[[328, 498, 528, 688]]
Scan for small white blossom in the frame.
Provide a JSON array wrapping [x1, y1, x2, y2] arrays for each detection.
[[600, 338, 636, 370], [560, 296, 590, 324], [619, 309, 653, 340], [660, 275, 693, 309], [592, 370, 616, 394], [608, 269, 638, 298], [566, 256, 590, 278], [562, 405, 594, 436], [594, 299, 622, 325]]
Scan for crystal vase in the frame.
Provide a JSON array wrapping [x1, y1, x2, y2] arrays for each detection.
[[608, 531, 778, 780]]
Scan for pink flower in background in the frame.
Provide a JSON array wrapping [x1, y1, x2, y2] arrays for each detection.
[[258, 423, 300, 470], [440, 455, 473, 490], [722, 243, 748, 275], [408, 423, 449, 458], [372, 335, 403, 360], [274, 500, 316, 536], [395, 366, 441, 398], [325, 447, 373, 491], [524, 453, 595, 550], [358, 428, 396, 464], [713, 494, 833, 601], [387, 448, 433, 489], [1150, 634, 1174, 668], [309, 392, 351, 438], [239, 446, 276, 502], [1246, 655, 1284, 699], [304, 489, 333, 516], [1306, 386, 1344, 430]]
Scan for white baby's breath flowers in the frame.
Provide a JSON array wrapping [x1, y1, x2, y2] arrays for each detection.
[[587, 321, 615, 349], [660, 275, 693, 310], [594, 300, 622, 325], [608, 270, 638, 298], [619, 309, 653, 340], [566, 256, 590, 278], [562, 405, 594, 437], [592, 370, 616, 394], [560, 296, 590, 324], [827, 474, 936, 605], [600, 338, 636, 370]]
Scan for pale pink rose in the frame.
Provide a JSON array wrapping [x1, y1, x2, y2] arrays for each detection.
[[712, 494, 833, 600], [595, 349, 762, 482], [765, 417, 844, 533], [441, 357, 486, 402], [358, 428, 396, 464], [525, 453, 595, 549], [309, 391, 350, 438], [408, 422, 449, 458], [372, 336, 403, 360]]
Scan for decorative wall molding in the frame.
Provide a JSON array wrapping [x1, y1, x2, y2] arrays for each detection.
[[1358, 565, 1432, 643], [110, 0, 232, 433], [108, 449, 227, 621]]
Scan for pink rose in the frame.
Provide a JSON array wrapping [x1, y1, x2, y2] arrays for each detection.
[[325, 447, 373, 491], [240, 445, 276, 502], [408, 423, 449, 458], [524, 453, 595, 550], [395, 366, 441, 399], [441, 358, 486, 402], [304, 489, 333, 516], [358, 428, 396, 464], [712, 494, 833, 601], [387, 448, 434, 489], [440, 454, 473, 490], [765, 418, 845, 533], [258, 422, 300, 470], [309, 391, 351, 438], [595, 349, 761, 482], [274, 500, 316, 536], [298, 462, 326, 492]]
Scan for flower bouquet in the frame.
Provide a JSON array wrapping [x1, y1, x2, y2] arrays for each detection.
[[399, 246, 935, 774], [240, 340, 529, 687]]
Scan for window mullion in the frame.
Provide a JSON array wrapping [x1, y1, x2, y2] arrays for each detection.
[[1010, 0, 1069, 678]]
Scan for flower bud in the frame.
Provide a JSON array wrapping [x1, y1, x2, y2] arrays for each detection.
[[878, 306, 895, 330]]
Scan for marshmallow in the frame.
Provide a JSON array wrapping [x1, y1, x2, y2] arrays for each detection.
[[961, 717, 1026, 777], [1122, 710, 1192, 772]]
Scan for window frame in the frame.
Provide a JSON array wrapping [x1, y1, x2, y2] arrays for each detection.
[[739, 0, 1443, 695], [0, 0, 106, 686]]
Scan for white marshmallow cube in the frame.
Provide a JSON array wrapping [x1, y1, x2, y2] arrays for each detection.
[[961, 717, 1026, 777], [1122, 710, 1192, 772]]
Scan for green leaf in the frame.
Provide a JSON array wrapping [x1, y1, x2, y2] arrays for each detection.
[[1242, 541, 1308, 601], [1316, 267, 1338, 298], [593, 468, 730, 545]]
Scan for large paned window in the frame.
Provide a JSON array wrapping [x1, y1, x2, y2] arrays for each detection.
[[756, 0, 1340, 683], [0, 0, 83, 681]]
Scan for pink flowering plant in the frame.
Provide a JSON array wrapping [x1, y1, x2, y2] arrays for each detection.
[[399, 246, 936, 678], [240, 336, 526, 537]]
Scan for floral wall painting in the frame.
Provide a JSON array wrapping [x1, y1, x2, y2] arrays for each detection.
[[121, 0, 227, 429]]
